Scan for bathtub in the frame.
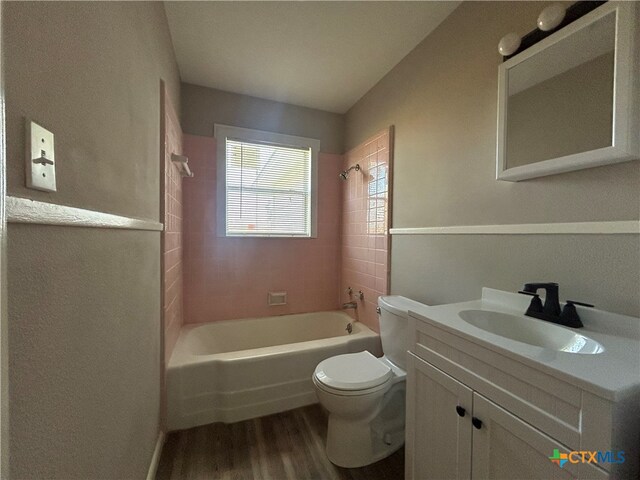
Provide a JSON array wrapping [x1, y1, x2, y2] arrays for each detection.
[[166, 311, 381, 430]]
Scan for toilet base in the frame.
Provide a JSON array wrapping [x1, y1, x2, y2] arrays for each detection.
[[326, 415, 404, 468], [324, 384, 406, 468]]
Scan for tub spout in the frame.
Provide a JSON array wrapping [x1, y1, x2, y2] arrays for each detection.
[[342, 302, 357, 310]]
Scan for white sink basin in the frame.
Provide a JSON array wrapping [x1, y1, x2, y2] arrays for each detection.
[[458, 309, 604, 354]]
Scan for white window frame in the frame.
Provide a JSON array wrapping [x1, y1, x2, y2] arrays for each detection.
[[214, 124, 319, 238]]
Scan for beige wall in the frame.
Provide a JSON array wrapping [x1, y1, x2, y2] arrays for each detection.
[[4, 2, 180, 478], [0, 3, 8, 477], [5, 2, 180, 218], [345, 1, 640, 316], [8, 226, 162, 479], [181, 83, 345, 154]]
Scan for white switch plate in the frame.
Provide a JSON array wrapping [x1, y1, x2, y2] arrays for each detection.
[[25, 120, 56, 192]]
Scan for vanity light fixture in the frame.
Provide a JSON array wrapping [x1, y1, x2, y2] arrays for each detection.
[[498, 1, 606, 59]]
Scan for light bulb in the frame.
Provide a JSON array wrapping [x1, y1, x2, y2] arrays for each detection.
[[498, 33, 522, 56], [537, 4, 566, 32]]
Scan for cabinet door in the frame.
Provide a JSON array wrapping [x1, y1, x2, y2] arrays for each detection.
[[471, 392, 583, 480], [406, 353, 473, 480]]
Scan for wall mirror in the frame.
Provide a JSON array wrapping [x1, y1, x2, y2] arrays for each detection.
[[496, 2, 638, 181]]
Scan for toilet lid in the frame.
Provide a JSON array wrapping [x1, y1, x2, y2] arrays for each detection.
[[314, 351, 392, 391]]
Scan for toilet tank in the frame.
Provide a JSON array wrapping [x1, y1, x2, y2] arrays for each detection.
[[378, 296, 428, 370]]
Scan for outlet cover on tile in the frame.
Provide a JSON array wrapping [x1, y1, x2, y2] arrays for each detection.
[[26, 119, 56, 192]]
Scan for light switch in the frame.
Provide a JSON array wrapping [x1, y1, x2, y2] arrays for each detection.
[[26, 120, 56, 192]]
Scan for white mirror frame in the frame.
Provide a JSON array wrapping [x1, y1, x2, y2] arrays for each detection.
[[496, 2, 639, 182]]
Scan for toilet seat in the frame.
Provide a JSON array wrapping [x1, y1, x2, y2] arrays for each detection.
[[313, 374, 393, 397], [314, 351, 393, 394]]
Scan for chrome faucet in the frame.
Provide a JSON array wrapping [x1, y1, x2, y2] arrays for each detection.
[[342, 302, 357, 310]]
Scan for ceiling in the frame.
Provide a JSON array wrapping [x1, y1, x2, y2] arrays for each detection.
[[165, 1, 460, 114]]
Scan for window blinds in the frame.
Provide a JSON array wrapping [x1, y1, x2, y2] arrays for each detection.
[[225, 138, 312, 237]]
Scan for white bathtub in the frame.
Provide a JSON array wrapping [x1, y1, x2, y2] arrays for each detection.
[[166, 311, 382, 430]]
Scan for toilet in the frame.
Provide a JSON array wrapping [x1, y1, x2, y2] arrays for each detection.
[[312, 295, 426, 468]]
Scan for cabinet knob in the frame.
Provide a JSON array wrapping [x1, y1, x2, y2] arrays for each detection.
[[455, 406, 466, 417], [472, 417, 483, 430]]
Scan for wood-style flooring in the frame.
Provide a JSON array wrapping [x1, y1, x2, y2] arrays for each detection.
[[156, 404, 404, 480]]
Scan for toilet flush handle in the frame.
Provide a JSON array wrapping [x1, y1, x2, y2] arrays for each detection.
[[376, 307, 381, 315]]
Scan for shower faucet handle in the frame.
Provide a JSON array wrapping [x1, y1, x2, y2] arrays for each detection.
[[346, 287, 353, 296]]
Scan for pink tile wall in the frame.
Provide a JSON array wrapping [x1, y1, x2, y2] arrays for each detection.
[[341, 129, 393, 333], [162, 93, 184, 363], [182, 134, 342, 323]]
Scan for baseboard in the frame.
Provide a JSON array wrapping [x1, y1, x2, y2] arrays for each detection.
[[146, 431, 165, 480]]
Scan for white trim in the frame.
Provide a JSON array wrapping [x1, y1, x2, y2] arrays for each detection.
[[146, 431, 165, 480], [389, 221, 640, 236], [6, 197, 163, 231], [496, 2, 639, 182], [214, 124, 320, 238]]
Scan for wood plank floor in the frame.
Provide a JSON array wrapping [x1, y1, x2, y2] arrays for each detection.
[[156, 404, 404, 480]]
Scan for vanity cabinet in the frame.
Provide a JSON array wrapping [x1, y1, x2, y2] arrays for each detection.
[[406, 354, 588, 480], [405, 311, 637, 480], [406, 353, 472, 480], [471, 392, 581, 480]]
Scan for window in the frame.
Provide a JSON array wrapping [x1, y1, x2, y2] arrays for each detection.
[[215, 125, 319, 237]]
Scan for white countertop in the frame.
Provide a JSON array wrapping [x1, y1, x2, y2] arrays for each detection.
[[407, 288, 640, 402]]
